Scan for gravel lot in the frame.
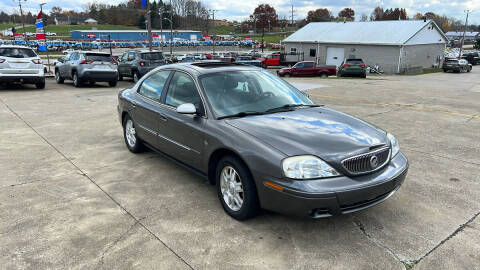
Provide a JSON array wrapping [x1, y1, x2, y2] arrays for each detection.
[[0, 69, 479, 269]]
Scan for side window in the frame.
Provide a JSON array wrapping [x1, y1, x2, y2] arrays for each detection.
[[138, 71, 171, 102], [295, 63, 304, 68], [304, 62, 314, 68], [290, 48, 297, 53], [165, 72, 202, 110], [121, 53, 128, 62], [128, 52, 136, 61]]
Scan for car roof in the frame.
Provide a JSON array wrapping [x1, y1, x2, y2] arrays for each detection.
[[160, 62, 262, 76]]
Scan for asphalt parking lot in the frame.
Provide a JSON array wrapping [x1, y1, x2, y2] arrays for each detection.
[[1, 69, 479, 270]]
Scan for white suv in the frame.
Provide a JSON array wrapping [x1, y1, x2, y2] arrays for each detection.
[[0, 46, 45, 89]]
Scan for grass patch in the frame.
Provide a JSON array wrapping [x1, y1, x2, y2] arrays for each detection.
[[1, 24, 140, 37]]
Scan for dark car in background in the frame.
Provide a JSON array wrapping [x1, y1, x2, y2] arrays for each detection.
[[235, 55, 266, 68], [117, 50, 167, 82], [55, 51, 117, 87], [443, 58, 472, 73], [117, 62, 408, 220], [337, 59, 367, 78], [461, 52, 480, 65], [277, 61, 336, 77]]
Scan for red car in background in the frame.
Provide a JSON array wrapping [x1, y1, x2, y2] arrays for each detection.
[[277, 61, 337, 78]]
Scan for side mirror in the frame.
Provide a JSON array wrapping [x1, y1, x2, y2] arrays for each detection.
[[176, 103, 197, 115]]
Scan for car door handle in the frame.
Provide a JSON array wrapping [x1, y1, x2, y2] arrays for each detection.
[[158, 113, 168, 122], [131, 101, 137, 108]]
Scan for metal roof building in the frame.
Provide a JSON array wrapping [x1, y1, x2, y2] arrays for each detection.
[[71, 30, 202, 42], [445, 31, 479, 41], [282, 20, 447, 74]]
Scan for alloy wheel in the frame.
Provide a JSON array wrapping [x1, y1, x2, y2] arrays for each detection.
[[220, 166, 244, 211], [125, 119, 137, 147]]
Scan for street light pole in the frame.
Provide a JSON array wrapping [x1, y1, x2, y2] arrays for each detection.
[[458, 10, 471, 59], [159, 7, 164, 52], [39, 2, 51, 73], [209, 9, 218, 54]]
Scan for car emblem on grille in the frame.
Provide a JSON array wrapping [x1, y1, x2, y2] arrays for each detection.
[[370, 155, 379, 168]]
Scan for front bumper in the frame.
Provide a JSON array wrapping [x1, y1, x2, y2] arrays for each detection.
[[255, 152, 408, 218]]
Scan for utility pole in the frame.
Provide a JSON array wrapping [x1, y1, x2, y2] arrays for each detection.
[[159, 7, 164, 52], [15, 0, 28, 43], [291, 5, 295, 28], [40, 2, 51, 73], [146, 0, 153, 51], [209, 9, 218, 54], [253, 15, 257, 55], [170, 0, 173, 56], [458, 10, 471, 59]]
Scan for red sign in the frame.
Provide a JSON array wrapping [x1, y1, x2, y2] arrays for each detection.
[[87, 34, 96, 38]]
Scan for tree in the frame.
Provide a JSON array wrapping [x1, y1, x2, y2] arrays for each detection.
[[338, 8, 355, 21], [250, 4, 278, 30], [306, 8, 332, 23], [413, 12, 424, 20], [370, 7, 384, 21]]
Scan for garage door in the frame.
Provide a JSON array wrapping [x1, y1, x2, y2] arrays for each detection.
[[326, 47, 345, 67]]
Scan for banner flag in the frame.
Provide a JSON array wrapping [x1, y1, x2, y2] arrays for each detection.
[[36, 11, 47, 51]]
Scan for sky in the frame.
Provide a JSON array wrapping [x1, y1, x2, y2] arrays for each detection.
[[1, 0, 479, 25]]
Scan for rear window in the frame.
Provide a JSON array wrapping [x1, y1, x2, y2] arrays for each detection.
[[141, 52, 164, 60], [446, 59, 458, 63], [85, 53, 112, 62], [345, 59, 364, 64], [0, 48, 36, 58]]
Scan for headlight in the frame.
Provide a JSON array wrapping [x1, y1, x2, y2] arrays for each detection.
[[387, 133, 400, 158], [282, 155, 340, 179]]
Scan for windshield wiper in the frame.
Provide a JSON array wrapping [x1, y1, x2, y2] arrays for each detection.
[[217, 111, 265, 120], [264, 104, 320, 113]]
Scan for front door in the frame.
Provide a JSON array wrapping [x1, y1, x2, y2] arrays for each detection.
[[159, 71, 206, 170]]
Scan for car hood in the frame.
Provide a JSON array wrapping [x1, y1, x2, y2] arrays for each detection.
[[225, 107, 389, 162]]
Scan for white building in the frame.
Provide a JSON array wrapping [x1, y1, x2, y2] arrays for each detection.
[[282, 20, 448, 74], [445, 31, 479, 42]]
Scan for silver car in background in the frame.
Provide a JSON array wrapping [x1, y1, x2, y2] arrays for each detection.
[[55, 51, 118, 87], [0, 45, 45, 89]]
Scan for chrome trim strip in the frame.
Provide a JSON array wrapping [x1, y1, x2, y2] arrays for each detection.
[[137, 124, 157, 136], [341, 147, 391, 176], [157, 133, 201, 155]]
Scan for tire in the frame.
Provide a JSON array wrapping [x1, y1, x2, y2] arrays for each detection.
[[72, 72, 81, 87], [132, 70, 140, 83], [361, 73, 367, 78], [55, 70, 64, 84], [319, 73, 328, 78], [467, 68, 471, 73], [109, 80, 118, 87], [443, 69, 447, 73], [118, 73, 123, 81], [284, 73, 291, 78], [123, 115, 144, 153], [216, 155, 259, 220], [89, 81, 95, 87], [35, 78, 45, 89]]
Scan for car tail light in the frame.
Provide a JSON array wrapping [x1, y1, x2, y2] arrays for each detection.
[[0, 59, 5, 63], [80, 60, 94, 64], [32, 59, 42, 64], [139, 61, 146, 67], [343, 64, 350, 67], [360, 64, 366, 67]]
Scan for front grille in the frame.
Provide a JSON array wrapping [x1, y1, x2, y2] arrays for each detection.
[[341, 147, 390, 175]]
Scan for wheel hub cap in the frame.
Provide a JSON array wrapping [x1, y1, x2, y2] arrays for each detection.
[[220, 166, 244, 211], [125, 120, 136, 147]]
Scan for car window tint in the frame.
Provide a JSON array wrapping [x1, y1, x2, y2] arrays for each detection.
[[294, 63, 304, 68], [165, 72, 201, 109], [141, 52, 164, 60], [0, 48, 36, 58], [138, 71, 171, 102], [346, 59, 364, 64], [86, 54, 112, 62], [304, 62, 314, 68]]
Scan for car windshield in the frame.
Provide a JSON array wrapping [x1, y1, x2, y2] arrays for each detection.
[[85, 53, 112, 62], [0, 48, 36, 58], [199, 70, 314, 118], [141, 52, 164, 60]]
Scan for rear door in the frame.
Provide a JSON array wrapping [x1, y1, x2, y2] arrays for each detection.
[[158, 71, 206, 169], [118, 52, 129, 76], [133, 70, 172, 148], [302, 62, 315, 76]]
